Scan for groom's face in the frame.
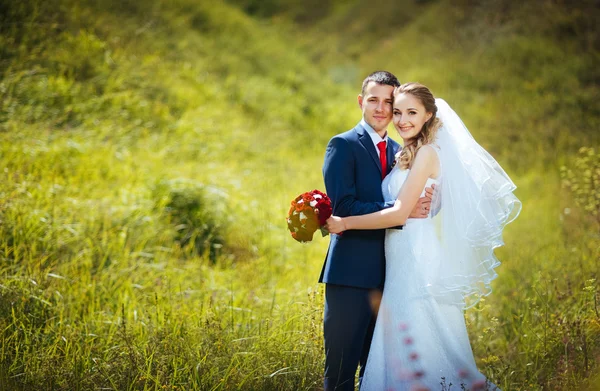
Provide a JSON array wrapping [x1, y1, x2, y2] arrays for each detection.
[[358, 82, 394, 135]]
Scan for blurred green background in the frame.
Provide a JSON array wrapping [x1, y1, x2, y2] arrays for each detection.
[[0, 0, 599, 390]]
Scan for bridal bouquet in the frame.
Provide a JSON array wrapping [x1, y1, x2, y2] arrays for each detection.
[[287, 190, 333, 243]]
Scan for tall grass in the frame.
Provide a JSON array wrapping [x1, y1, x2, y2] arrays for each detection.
[[0, 0, 598, 390]]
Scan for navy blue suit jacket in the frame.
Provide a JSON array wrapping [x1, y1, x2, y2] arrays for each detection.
[[319, 122, 401, 289]]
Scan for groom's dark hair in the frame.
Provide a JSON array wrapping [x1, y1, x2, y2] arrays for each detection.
[[361, 71, 400, 96]]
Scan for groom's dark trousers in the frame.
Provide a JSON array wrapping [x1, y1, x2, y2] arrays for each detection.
[[320, 123, 400, 390], [323, 284, 379, 391]]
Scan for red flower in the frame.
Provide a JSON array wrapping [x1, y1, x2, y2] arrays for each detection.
[[286, 190, 333, 243], [294, 199, 306, 212], [315, 203, 332, 225], [413, 370, 425, 379]]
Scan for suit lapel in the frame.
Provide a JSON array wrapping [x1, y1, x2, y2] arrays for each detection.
[[356, 124, 382, 177], [386, 140, 398, 174]]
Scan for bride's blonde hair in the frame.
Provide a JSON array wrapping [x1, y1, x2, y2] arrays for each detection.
[[395, 83, 442, 170]]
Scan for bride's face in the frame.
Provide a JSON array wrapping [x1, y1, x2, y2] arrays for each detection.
[[393, 93, 433, 143]]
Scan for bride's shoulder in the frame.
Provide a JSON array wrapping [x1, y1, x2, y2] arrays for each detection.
[[413, 144, 441, 177], [416, 144, 440, 161]]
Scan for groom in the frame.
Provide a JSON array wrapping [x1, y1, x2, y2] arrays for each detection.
[[320, 71, 433, 390]]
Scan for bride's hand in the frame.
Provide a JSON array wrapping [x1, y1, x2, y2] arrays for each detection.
[[408, 183, 435, 219], [325, 216, 346, 234]]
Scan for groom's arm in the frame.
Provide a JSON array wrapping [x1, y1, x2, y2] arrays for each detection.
[[323, 136, 389, 217]]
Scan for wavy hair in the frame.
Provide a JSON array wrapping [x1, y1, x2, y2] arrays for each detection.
[[395, 82, 442, 170]]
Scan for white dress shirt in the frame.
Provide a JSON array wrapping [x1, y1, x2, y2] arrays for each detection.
[[360, 118, 388, 157]]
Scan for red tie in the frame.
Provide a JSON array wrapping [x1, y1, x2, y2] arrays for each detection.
[[377, 141, 387, 179]]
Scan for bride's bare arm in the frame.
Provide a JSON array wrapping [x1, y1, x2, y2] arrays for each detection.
[[326, 146, 439, 233]]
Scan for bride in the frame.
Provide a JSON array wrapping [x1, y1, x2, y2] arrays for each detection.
[[325, 83, 521, 391]]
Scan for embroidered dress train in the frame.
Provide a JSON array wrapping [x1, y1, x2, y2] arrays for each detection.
[[360, 162, 495, 391]]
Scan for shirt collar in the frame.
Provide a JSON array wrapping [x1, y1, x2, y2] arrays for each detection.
[[361, 118, 388, 146]]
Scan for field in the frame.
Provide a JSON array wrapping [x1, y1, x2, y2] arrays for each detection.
[[0, 0, 599, 390]]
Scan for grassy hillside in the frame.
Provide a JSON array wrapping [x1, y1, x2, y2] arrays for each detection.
[[1, 0, 599, 390]]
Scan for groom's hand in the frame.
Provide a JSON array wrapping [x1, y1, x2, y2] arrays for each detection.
[[408, 184, 435, 219], [325, 216, 346, 234]]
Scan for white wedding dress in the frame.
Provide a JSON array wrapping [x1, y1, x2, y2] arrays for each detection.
[[360, 162, 497, 391]]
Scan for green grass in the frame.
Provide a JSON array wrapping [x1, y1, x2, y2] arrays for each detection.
[[0, 0, 599, 390]]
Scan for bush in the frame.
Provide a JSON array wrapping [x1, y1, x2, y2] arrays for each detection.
[[154, 179, 228, 262]]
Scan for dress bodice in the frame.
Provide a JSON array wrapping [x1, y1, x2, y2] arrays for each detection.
[[382, 166, 440, 216]]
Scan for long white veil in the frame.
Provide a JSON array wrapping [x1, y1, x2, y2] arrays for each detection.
[[428, 98, 522, 309]]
